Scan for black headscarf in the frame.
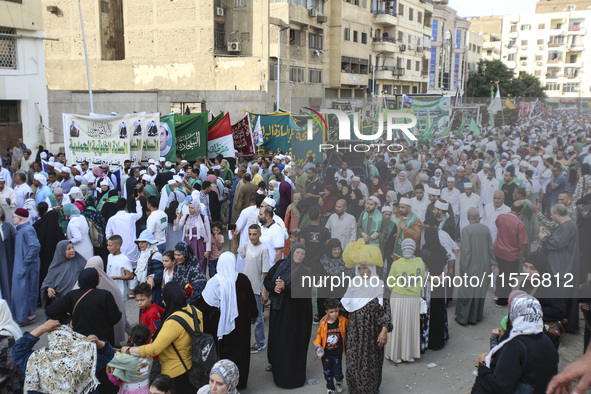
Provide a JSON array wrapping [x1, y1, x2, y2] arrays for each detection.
[[78, 268, 99, 290], [525, 251, 550, 276], [268, 243, 306, 310], [173, 242, 207, 305], [33, 210, 67, 287], [421, 226, 447, 275], [161, 281, 188, 320]]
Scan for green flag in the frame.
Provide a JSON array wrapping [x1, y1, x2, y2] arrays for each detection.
[[469, 118, 481, 136], [457, 117, 466, 138], [175, 112, 209, 160], [436, 122, 452, 140]]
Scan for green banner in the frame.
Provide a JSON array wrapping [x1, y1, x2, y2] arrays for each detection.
[[407, 96, 451, 135], [175, 113, 208, 161], [248, 113, 292, 156], [159, 113, 176, 161], [291, 115, 325, 168]]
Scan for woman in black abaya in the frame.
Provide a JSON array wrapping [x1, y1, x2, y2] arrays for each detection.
[[421, 226, 449, 351], [33, 205, 66, 293], [264, 243, 312, 389]]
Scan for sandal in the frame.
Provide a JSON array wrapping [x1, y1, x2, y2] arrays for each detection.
[[266, 364, 272, 372], [17, 317, 36, 327]]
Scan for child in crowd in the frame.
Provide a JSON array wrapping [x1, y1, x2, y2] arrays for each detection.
[[161, 251, 176, 288], [314, 298, 348, 394], [208, 221, 224, 277], [237, 224, 270, 353], [106, 235, 134, 302], [107, 324, 153, 393], [133, 283, 164, 336]]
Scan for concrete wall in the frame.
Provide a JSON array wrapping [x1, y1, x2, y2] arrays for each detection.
[[40, 0, 269, 92], [0, 0, 49, 151]]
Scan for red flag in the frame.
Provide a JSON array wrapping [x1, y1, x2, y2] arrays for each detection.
[[231, 114, 255, 156], [207, 113, 234, 158]]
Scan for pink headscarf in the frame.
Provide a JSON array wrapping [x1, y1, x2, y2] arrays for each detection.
[[207, 174, 220, 199], [91, 166, 105, 179]]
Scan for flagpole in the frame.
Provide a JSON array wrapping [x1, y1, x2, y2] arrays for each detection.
[[78, 0, 94, 113], [499, 84, 505, 126]]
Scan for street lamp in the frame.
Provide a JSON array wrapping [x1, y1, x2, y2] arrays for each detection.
[[276, 26, 290, 111]]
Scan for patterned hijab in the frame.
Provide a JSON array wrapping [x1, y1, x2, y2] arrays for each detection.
[[24, 326, 99, 394], [210, 359, 240, 394], [173, 242, 207, 302]]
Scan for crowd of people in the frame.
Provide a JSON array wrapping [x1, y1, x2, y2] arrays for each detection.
[[1, 110, 591, 393]]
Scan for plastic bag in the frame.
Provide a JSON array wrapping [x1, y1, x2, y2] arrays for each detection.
[[342, 239, 383, 268]]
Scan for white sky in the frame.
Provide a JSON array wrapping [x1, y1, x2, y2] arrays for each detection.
[[448, 0, 538, 17]]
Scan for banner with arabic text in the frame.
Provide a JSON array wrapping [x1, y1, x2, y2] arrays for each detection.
[[231, 115, 255, 156], [175, 113, 208, 161]]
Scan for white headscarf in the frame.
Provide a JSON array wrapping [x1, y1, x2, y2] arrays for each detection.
[[485, 294, 543, 368], [341, 264, 384, 313], [0, 299, 22, 339], [201, 252, 239, 339]]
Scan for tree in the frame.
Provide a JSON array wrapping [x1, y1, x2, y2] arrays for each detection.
[[465, 59, 546, 99]]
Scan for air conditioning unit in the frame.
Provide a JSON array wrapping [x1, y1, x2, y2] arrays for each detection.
[[399, 44, 407, 51], [566, 44, 571, 49], [537, 61, 543, 66], [215, 7, 224, 16], [317, 14, 328, 23], [227, 41, 242, 52], [407, 44, 413, 50], [308, 8, 317, 17], [538, 45, 544, 50], [521, 45, 528, 50], [521, 61, 527, 66], [417, 46, 424, 52]]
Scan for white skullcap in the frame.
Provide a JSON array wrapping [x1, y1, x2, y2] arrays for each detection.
[[139, 170, 146, 176], [399, 197, 412, 206], [381, 205, 393, 213], [173, 175, 182, 184], [34, 173, 47, 185], [263, 196, 276, 207], [167, 179, 177, 185], [74, 175, 83, 182], [483, 163, 491, 168], [149, 165, 158, 174], [435, 199, 449, 211], [61, 167, 71, 174], [428, 187, 441, 196], [0, 177, 5, 182], [100, 179, 110, 187], [519, 160, 529, 167], [235, 168, 240, 174], [164, 161, 172, 168], [369, 196, 381, 206], [75, 165, 83, 173], [148, 159, 156, 164], [40, 152, 48, 159], [48, 157, 55, 163], [457, 166, 465, 171], [54, 163, 64, 171], [68, 186, 82, 195], [464, 182, 473, 188], [142, 174, 152, 182], [159, 157, 166, 162], [352, 176, 361, 182], [286, 156, 292, 161], [181, 160, 188, 164]]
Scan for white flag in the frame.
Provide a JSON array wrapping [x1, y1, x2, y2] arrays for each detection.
[[252, 115, 264, 146], [488, 89, 502, 115]]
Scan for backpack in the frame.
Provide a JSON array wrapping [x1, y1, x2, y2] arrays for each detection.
[[170, 305, 218, 388], [86, 218, 105, 247], [166, 192, 179, 224]]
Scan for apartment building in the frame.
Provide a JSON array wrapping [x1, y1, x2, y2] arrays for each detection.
[[467, 16, 502, 61], [41, 0, 271, 139], [428, 0, 471, 95], [0, 0, 49, 150]]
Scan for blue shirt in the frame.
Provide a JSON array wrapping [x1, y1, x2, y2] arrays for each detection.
[[35, 185, 51, 206], [549, 175, 566, 205]]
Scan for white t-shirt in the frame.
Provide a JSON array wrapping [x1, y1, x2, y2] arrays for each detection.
[[146, 209, 168, 245], [107, 253, 133, 301], [238, 242, 270, 295], [260, 222, 285, 267]]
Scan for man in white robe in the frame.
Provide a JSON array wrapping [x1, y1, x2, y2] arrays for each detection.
[[458, 183, 482, 234]]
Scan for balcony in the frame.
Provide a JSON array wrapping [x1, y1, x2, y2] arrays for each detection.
[[372, 37, 397, 53], [565, 61, 583, 68], [375, 66, 396, 80], [373, 12, 397, 26], [546, 73, 562, 79], [506, 61, 516, 69], [340, 72, 369, 86], [549, 28, 565, 36], [548, 40, 565, 48], [568, 28, 586, 35]]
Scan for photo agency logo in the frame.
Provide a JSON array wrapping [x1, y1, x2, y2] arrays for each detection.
[[301, 108, 418, 153]]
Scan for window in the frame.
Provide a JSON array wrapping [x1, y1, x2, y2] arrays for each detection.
[[538, 23, 546, 29], [508, 54, 516, 61], [407, 59, 411, 70], [432, 19, 438, 41], [234, 0, 247, 7], [99, 0, 125, 61], [214, 22, 225, 51], [545, 82, 561, 91], [537, 39, 544, 45], [269, 61, 277, 81], [408, 34, 412, 44], [521, 40, 528, 46], [289, 66, 305, 83], [418, 11, 423, 24], [569, 54, 578, 63], [535, 55, 543, 61], [520, 56, 528, 61], [416, 61, 420, 71], [487, 49, 493, 56], [398, 31, 404, 42], [455, 30, 461, 48], [398, 3, 404, 16], [290, 29, 305, 46], [521, 24, 531, 31], [510, 24, 518, 33], [477, 46, 481, 54], [563, 83, 579, 93], [344, 28, 350, 41], [0, 27, 17, 70], [409, 8, 414, 21], [361, 32, 367, 44], [535, 70, 542, 77], [429, 47, 436, 88], [353, 31, 358, 42], [309, 69, 322, 83], [453, 53, 460, 89], [309, 33, 323, 50]]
